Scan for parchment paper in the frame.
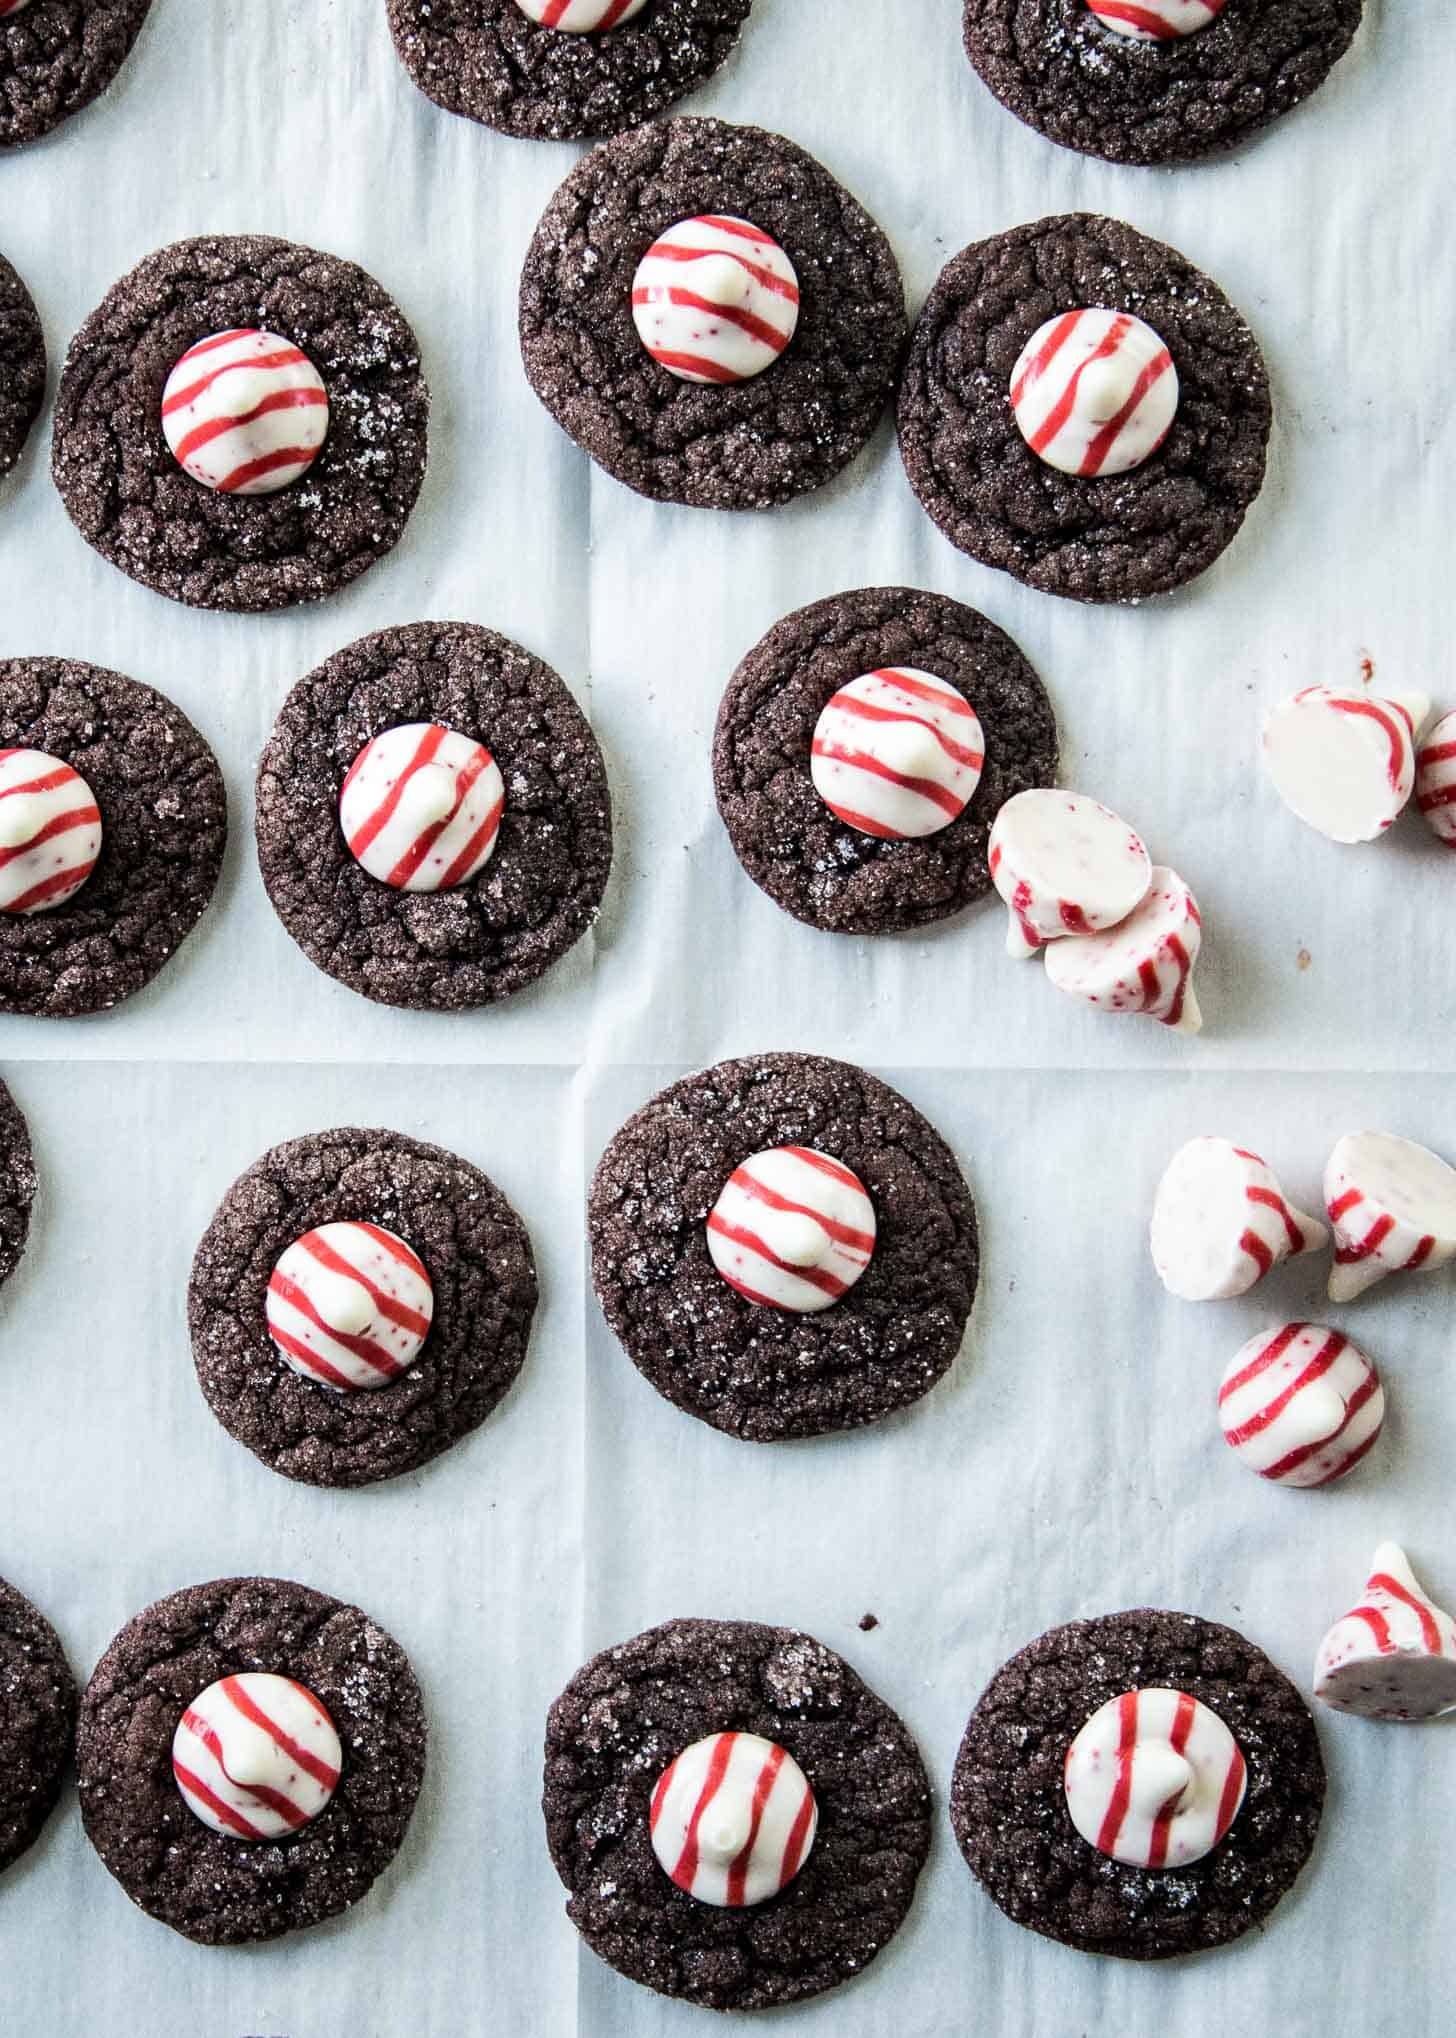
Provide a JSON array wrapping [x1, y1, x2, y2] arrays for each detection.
[[2, 2, 1452, 2034]]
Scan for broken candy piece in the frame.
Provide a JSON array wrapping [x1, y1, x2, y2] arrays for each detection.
[[1263, 683, 1429, 843], [1044, 865, 1202, 1032], [1151, 1137, 1327, 1302], [1415, 709, 1456, 846], [987, 789, 1151, 960], [1314, 1544, 1456, 1721], [1324, 1130, 1456, 1303]]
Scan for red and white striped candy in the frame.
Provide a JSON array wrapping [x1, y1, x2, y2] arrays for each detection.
[[267, 1220, 434, 1392], [1263, 684, 1430, 843], [1218, 1324, 1384, 1488], [1010, 309, 1178, 479], [514, 0, 646, 27], [706, 1146, 876, 1315], [161, 328, 329, 496], [1063, 1688, 1246, 1870], [988, 789, 1151, 959], [1044, 866, 1202, 1033], [1416, 708, 1456, 846], [632, 216, 800, 386], [1086, 0, 1225, 42], [1314, 1543, 1456, 1722], [0, 747, 101, 916], [1324, 1130, 1456, 1304], [1151, 1137, 1327, 1302], [650, 1731, 817, 1907], [172, 1672, 342, 1841], [0, 1, 35, 18], [809, 668, 984, 841], [340, 723, 505, 894]]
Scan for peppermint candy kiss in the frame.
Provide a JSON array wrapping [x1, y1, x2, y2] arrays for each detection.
[[267, 1221, 434, 1392], [161, 329, 329, 496], [514, 0, 647, 26], [1314, 1544, 1456, 1722], [988, 789, 1152, 960], [1264, 684, 1429, 843], [1086, 0, 1226, 42], [172, 1672, 342, 1840], [340, 723, 505, 893], [0, 748, 102, 916], [1010, 309, 1177, 478], [706, 1146, 876, 1314], [1064, 1688, 1246, 1869], [1324, 1131, 1456, 1303], [810, 669, 984, 840], [632, 216, 800, 386], [1044, 866, 1202, 1032], [1151, 1137, 1327, 1302], [650, 1732, 817, 1907], [1416, 709, 1456, 845], [1218, 1324, 1385, 1488]]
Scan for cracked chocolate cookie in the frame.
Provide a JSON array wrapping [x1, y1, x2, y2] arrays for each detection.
[[951, 1607, 1324, 1960], [544, 1616, 931, 2011], [0, 253, 44, 483], [77, 1575, 426, 1944], [962, 0, 1364, 168], [189, 1125, 538, 1488], [0, 0, 152, 150], [589, 1052, 978, 1440], [52, 235, 429, 613], [519, 117, 906, 510], [387, 0, 752, 142], [0, 1574, 76, 1875], [898, 215, 1271, 604], [256, 621, 612, 1011], [0, 1077, 35, 1289], [0, 658, 226, 1018], [714, 586, 1058, 935]]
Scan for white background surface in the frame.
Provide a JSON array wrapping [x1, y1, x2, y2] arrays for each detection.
[[1, 1, 1452, 2034]]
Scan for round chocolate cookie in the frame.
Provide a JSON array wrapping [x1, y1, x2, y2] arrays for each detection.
[[387, 0, 752, 142], [77, 1576, 426, 1944], [0, 1574, 77, 1875], [52, 235, 429, 614], [0, 658, 226, 1019], [189, 1125, 538, 1488], [256, 622, 612, 1011], [0, 1076, 36, 1289], [544, 1616, 931, 2011], [962, 0, 1364, 168], [519, 117, 906, 510], [0, 0, 152, 151], [950, 1607, 1325, 1960], [897, 214, 1272, 604], [0, 253, 45, 482], [589, 1052, 978, 1440], [714, 586, 1058, 935]]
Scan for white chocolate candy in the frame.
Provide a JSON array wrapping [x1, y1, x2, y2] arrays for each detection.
[[1044, 866, 1202, 1033], [1263, 683, 1430, 843], [632, 216, 799, 385], [988, 789, 1151, 959], [340, 722, 505, 893], [172, 1672, 342, 1840], [1324, 1130, 1456, 1303], [161, 328, 329, 495], [514, 0, 647, 24], [1151, 1137, 1327, 1302], [810, 668, 984, 840], [1314, 1544, 1456, 1722], [1063, 1688, 1246, 1869], [650, 1731, 817, 1907], [0, 747, 102, 915], [1218, 1324, 1384, 1488], [1415, 709, 1456, 845], [706, 1145, 875, 1314], [1086, 0, 1225, 41], [1010, 309, 1177, 478], [266, 1220, 434, 1391]]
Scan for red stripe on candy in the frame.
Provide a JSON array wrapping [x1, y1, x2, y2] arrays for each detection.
[[1334, 1214, 1395, 1265], [1092, 1, 1184, 38], [267, 1273, 407, 1380], [265, 1323, 359, 1392], [1247, 1185, 1303, 1254], [172, 1758, 268, 1841], [1146, 1691, 1196, 1869], [646, 347, 741, 384], [642, 238, 799, 303], [348, 724, 447, 858], [162, 345, 310, 416], [728, 1165, 874, 1255], [1028, 315, 1132, 456], [1327, 1188, 1362, 1221], [631, 285, 790, 354], [1371, 1572, 1442, 1653], [217, 444, 321, 494], [822, 690, 982, 768], [1095, 1690, 1139, 1858], [1261, 1368, 1382, 1483], [174, 386, 327, 465], [437, 792, 505, 889], [1079, 348, 1172, 477], [1239, 1228, 1274, 1278], [1218, 1323, 1304, 1403], [5, 858, 100, 915], [1213, 1743, 1246, 1846], [809, 737, 966, 819], [778, 1778, 816, 1890], [296, 1231, 430, 1337], [726, 1742, 784, 1907], [869, 668, 977, 718], [705, 1214, 849, 1299], [1223, 1332, 1347, 1448], [221, 1676, 340, 1790], [384, 747, 488, 887], [1326, 695, 1408, 790], [1010, 310, 1081, 408], [1350, 1605, 1395, 1653], [0, 802, 100, 870], [672, 1733, 736, 1894]]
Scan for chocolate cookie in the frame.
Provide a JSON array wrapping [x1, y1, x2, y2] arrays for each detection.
[[897, 215, 1272, 603], [951, 1607, 1325, 1960], [0, 253, 44, 482], [0, 1575, 76, 1875], [544, 1617, 931, 2011], [0, 658, 226, 1018], [189, 1125, 538, 1488], [0, 0, 152, 151], [519, 117, 906, 510], [963, 0, 1364, 168], [714, 586, 1058, 935], [77, 1576, 425, 1944], [0, 1077, 36, 1289], [387, 0, 752, 142], [256, 621, 612, 1011], [589, 1052, 978, 1440], [52, 235, 429, 613]]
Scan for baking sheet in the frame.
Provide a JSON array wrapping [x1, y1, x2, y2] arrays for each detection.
[[2, 1, 1453, 2033]]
